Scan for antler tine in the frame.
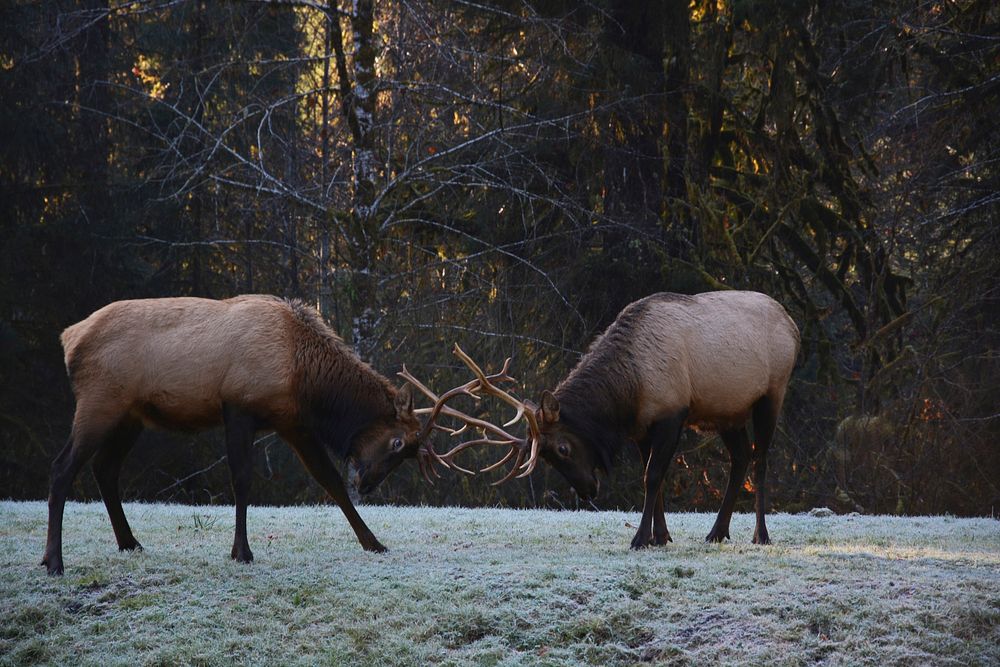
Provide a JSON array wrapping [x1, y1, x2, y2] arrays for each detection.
[[503, 405, 525, 428], [398, 364, 477, 476], [415, 412, 472, 438], [421, 384, 481, 441], [452, 345, 518, 406], [435, 423, 469, 437], [399, 364, 480, 440], [480, 446, 516, 473], [400, 374, 521, 445], [437, 437, 516, 474], [491, 447, 527, 486], [452, 344, 543, 478], [397, 362, 524, 478], [399, 364, 456, 409], [450, 344, 545, 481], [417, 451, 442, 483], [516, 434, 542, 477], [399, 350, 544, 483]]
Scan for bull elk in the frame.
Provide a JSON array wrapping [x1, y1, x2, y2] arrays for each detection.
[[43, 295, 467, 575], [430, 291, 799, 549]]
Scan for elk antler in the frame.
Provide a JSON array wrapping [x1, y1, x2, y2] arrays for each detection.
[[449, 344, 544, 485], [397, 359, 520, 482]]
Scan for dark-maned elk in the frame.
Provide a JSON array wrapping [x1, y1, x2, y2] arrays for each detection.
[[428, 291, 799, 549], [44, 295, 463, 575]]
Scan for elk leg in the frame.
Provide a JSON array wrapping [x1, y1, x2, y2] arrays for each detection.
[[637, 438, 672, 545], [284, 433, 387, 553], [92, 418, 143, 552], [43, 404, 123, 575], [652, 480, 672, 545], [631, 413, 686, 550], [751, 395, 780, 545], [706, 428, 751, 542], [224, 404, 257, 563]]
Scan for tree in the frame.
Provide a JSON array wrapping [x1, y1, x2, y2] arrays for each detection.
[[1, 0, 996, 515]]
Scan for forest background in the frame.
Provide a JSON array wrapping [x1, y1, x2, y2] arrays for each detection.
[[1, 0, 997, 517]]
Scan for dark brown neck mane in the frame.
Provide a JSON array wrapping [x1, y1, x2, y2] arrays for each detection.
[[554, 300, 650, 467], [286, 299, 395, 458]]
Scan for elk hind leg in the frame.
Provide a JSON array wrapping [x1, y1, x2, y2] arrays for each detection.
[[43, 401, 127, 575], [92, 418, 143, 552], [751, 394, 781, 545], [705, 428, 751, 543]]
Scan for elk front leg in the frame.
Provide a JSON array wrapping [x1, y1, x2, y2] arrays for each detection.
[[286, 433, 387, 553], [652, 480, 672, 545], [224, 405, 257, 563], [631, 412, 686, 550], [637, 439, 672, 546]]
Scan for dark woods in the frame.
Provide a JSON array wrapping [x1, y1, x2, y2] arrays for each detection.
[[1, 1, 997, 516]]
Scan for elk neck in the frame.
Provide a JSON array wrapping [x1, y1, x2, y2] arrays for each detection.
[[286, 299, 396, 459]]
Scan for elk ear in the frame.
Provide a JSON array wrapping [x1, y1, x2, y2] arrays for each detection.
[[539, 390, 560, 424], [394, 383, 415, 417]]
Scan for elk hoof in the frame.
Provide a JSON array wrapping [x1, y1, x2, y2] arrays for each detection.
[[630, 531, 652, 550], [119, 540, 143, 553], [231, 545, 254, 563], [652, 530, 672, 546], [705, 527, 730, 543], [42, 554, 64, 576], [363, 539, 388, 554], [752, 530, 771, 545]]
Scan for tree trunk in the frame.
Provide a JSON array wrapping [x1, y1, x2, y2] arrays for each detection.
[[662, 0, 694, 258]]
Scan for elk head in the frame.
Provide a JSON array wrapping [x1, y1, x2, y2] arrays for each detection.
[[522, 390, 605, 500], [347, 384, 424, 495]]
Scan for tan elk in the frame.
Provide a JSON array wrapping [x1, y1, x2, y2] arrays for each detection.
[[422, 291, 799, 549], [44, 295, 466, 575]]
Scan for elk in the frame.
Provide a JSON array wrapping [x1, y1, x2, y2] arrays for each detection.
[[43, 295, 462, 575], [431, 291, 799, 549]]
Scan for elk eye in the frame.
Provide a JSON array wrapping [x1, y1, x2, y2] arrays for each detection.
[[391, 438, 404, 452], [557, 443, 570, 457]]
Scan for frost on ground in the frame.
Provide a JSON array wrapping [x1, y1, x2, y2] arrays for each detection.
[[1, 502, 998, 666]]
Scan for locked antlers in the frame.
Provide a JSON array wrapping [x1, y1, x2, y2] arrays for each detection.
[[398, 344, 542, 485], [449, 345, 543, 483]]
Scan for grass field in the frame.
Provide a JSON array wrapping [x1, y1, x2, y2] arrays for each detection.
[[1, 501, 998, 666]]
